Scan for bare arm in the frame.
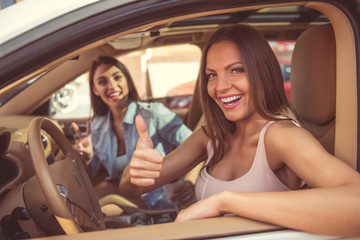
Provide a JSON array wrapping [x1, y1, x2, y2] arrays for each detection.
[[176, 121, 360, 237], [119, 115, 208, 199]]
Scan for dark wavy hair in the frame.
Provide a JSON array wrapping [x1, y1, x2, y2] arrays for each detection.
[[89, 56, 140, 116], [200, 25, 299, 170]]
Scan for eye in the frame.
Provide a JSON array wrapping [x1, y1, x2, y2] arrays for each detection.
[[97, 78, 107, 85], [205, 72, 217, 81], [114, 74, 123, 81], [231, 67, 245, 74]]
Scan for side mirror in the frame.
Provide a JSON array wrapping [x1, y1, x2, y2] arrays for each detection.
[[50, 84, 78, 115]]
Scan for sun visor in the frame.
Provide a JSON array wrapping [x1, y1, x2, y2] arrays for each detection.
[[107, 32, 148, 50]]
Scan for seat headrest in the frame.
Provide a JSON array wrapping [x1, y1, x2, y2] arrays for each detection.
[[290, 24, 336, 125]]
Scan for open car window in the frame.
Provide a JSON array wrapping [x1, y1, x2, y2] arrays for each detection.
[[50, 41, 293, 119], [50, 44, 202, 119]]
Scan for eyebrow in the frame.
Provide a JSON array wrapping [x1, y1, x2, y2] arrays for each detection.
[[96, 76, 106, 81], [112, 71, 122, 77], [206, 61, 243, 72], [96, 71, 122, 81]]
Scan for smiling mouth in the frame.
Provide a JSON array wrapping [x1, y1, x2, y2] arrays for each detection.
[[108, 91, 122, 100], [220, 95, 242, 109]]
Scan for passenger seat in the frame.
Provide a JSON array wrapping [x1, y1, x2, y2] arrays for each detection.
[[290, 23, 336, 154]]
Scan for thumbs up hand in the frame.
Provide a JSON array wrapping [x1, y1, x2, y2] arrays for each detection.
[[129, 115, 164, 186]]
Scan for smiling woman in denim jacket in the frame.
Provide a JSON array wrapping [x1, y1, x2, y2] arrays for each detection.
[[72, 56, 192, 210]]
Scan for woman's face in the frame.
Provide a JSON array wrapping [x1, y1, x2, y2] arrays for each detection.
[[92, 63, 129, 109], [206, 40, 256, 122]]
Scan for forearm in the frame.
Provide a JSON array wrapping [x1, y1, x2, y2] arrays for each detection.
[[218, 185, 360, 237]]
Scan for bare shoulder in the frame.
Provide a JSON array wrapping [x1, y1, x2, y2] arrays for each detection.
[[268, 119, 300, 130], [264, 120, 325, 163], [266, 120, 313, 141], [264, 121, 360, 189]]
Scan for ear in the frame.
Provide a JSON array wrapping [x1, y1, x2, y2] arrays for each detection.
[[93, 86, 100, 96]]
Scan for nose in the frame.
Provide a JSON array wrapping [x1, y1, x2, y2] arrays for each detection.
[[216, 73, 231, 91], [108, 77, 118, 89]]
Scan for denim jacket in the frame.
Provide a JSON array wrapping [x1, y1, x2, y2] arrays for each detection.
[[90, 100, 192, 209]]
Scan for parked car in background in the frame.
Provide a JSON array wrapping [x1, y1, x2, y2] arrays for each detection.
[[0, 0, 359, 239]]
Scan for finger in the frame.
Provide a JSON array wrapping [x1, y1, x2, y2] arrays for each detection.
[[171, 186, 192, 202], [172, 182, 194, 202], [177, 189, 193, 202], [129, 168, 161, 179], [71, 122, 83, 140], [86, 121, 91, 136], [132, 148, 164, 164], [130, 157, 162, 170], [135, 115, 153, 148], [173, 181, 187, 193], [131, 177, 155, 186]]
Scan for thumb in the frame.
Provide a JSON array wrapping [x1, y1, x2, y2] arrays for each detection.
[[71, 122, 83, 140], [86, 121, 91, 136], [135, 115, 153, 148]]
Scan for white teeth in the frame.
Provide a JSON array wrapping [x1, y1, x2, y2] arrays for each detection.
[[109, 92, 120, 97], [221, 95, 242, 103]]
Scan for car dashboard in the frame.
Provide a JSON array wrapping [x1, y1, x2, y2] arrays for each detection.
[[0, 115, 65, 238], [0, 115, 63, 194]]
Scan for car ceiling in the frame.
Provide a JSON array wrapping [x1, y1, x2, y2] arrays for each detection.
[[0, 3, 329, 87]]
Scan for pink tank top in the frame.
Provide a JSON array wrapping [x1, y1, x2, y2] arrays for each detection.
[[195, 121, 290, 200]]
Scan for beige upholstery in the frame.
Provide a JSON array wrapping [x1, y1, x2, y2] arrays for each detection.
[[290, 24, 336, 154]]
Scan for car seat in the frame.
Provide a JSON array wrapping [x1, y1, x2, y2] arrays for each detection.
[[290, 23, 336, 154]]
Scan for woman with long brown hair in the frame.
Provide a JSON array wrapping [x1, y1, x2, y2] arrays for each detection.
[[120, 25, 360, 236], [72, 56, 193, 209]]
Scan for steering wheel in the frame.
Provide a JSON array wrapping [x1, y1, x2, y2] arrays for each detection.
[[27, 117, 105, 234]]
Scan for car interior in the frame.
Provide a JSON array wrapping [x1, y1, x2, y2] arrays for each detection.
[[0, 1, 358, 239]]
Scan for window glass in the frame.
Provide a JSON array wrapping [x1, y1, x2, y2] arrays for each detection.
[[119, 44, 201, 99], [50, 73, 91, 119], [269, 40, 295, 102], [51, 44, 201, 119]]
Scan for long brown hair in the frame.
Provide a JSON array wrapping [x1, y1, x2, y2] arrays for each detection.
[[89, 56, 140, 116], [200, 25, 299, 169]]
